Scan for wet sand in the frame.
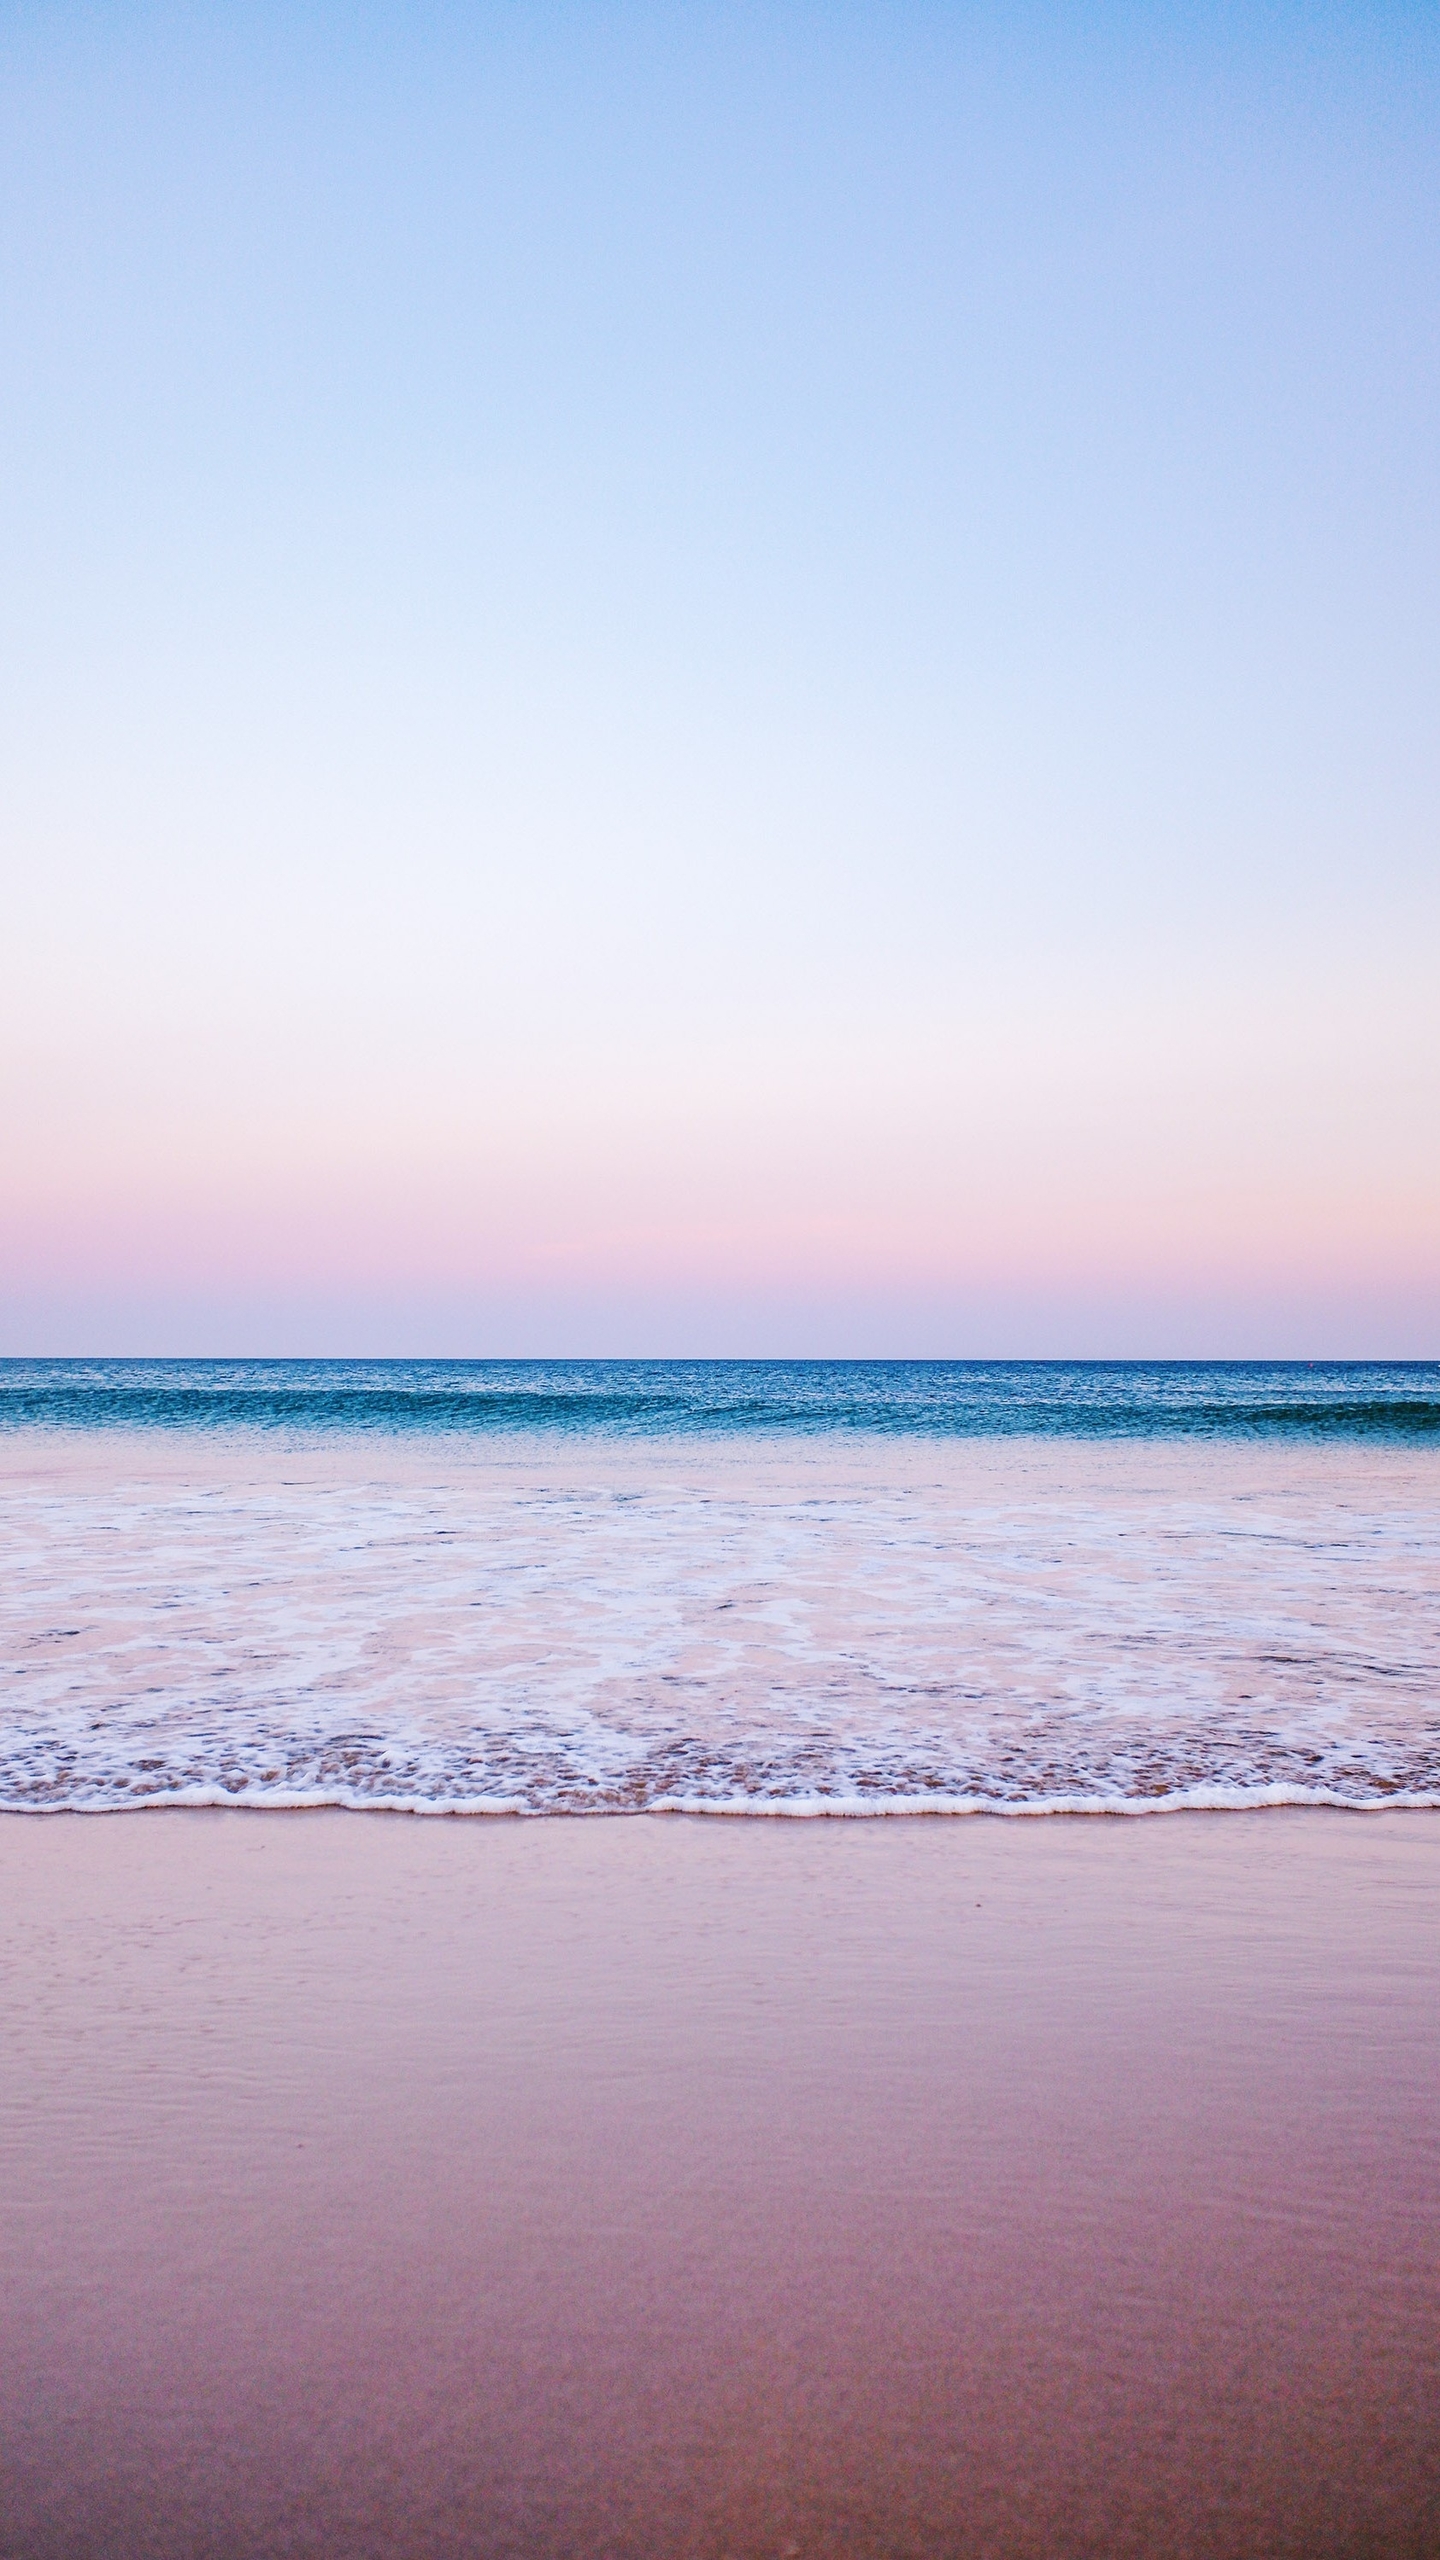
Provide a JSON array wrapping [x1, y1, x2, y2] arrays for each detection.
[[2, 1809, 1438, 2558]]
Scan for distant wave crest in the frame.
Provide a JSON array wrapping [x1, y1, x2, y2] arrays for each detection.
[[3, 1359, 1438, 1441]]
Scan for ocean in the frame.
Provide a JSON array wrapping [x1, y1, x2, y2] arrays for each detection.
[[3, 1358, 1437, 1818]]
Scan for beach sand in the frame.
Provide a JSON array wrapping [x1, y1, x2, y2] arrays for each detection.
[[3, 1808, 1438, 2558]]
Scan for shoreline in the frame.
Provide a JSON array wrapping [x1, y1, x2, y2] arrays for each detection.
[[6, 1790, 1440, 1816]]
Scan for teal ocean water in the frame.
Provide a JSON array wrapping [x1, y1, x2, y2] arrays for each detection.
[[2, 1362, 1437, 1816], [3, 1358, 1437, 1438]]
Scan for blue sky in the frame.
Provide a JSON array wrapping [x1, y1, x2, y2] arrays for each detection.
[[2, 3, 1437, 1351]]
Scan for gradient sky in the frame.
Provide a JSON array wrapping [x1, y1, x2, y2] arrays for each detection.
[[3, 1, 1437, 1354]]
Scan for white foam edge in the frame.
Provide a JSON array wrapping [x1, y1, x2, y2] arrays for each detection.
[[4, 1783, 1440, 1817]]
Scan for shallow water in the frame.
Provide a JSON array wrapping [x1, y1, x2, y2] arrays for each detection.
[[3, 1361, 1437, 1815]]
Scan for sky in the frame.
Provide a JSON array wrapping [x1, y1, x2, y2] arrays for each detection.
[[2, 1, 1437, 1356]]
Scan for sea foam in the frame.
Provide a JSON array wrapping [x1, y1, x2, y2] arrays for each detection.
[[3, 1376, 1437, 1816]]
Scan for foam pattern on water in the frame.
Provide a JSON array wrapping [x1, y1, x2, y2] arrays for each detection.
[[3, 1431, 1437, 1815]]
